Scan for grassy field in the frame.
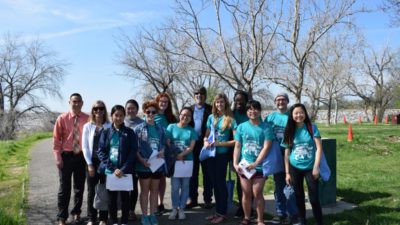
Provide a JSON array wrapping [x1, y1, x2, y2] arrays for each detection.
[[258, 123, 400, 225], [0, 132, 52, 225]]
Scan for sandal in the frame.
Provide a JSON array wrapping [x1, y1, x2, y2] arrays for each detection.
[[205, 214, 219, 220], [257, 220, 265, 225], [210, 215, 227, 224], [239, 218, 251, 225]]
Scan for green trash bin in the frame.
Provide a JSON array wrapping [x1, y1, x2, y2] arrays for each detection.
[[318, 138, 336, 206]]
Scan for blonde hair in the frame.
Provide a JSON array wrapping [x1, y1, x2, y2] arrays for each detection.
[[89, 100, 109, 124], [212, 93, 233, 131]]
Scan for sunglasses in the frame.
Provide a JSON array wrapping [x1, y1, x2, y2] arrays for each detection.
[[93, 107, 105, 111], [145, 110, 157, 115], [194, 92, 206, 95]]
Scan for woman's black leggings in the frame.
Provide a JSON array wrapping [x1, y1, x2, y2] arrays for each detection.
[[289, 164, 323, 225]]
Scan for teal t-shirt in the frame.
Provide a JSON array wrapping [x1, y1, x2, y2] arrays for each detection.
[[136, 124, 162, 172], [206, 115, 237, 154], [281, 124, 321, 170], [234, 121, 273, 172], [234, 111, 249, 125], [166, 123, 198, 160], [155, 114, 169, 129], [265, 111, 289, 144], [105, 132, 120, 174]]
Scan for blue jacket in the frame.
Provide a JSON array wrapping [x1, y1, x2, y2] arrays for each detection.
[[97, 123, 137, 174], [134, 122, 167, 173]]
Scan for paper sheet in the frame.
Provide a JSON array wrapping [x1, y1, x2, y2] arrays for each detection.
[[173, 160, 194, 178], [106, 174, 133, 191], [239, 159, 256, 179], [148, 150, 165, 172]]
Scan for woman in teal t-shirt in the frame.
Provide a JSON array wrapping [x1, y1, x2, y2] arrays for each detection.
[[203, 93, 237, 224], [282, 103, 323, 225], [154, 92, 177, 215], [233, 100, 272, 225], [166, 107, 198, 220]]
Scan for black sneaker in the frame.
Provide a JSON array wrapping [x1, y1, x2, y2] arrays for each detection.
[[203, 201, 213, 209], [234, 206, 244, 219], [155, 204, 165, 216], [271, 216, 290, 225], [186, 201, 199, 209]]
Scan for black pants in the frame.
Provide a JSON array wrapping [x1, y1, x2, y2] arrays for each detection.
[[189, 140, 213, 203], [57, 152, 86, 221], [289, 164, 323, 225], [129, 173, 139, 211], [109, 190, 130, 224], [86, 159, 108, 222]]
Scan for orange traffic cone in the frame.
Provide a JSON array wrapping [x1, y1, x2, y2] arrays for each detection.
[[347, 124, 353, 142], [374, 115, 378, 125], [385, 115, 388, 124], [343, 115, 347, 124], [358, 116, 362, 124]]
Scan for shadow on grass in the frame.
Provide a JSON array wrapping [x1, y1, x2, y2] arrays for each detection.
[[322, 205, 400, 225], [337, 188, 391, 204]]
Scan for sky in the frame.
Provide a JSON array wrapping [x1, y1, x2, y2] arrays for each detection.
[[0, 0, 399, 113]]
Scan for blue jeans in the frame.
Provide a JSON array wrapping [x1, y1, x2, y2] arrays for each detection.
[[207, 153, 228, 215], [274, 171, 298, 217], [171, 177, 190, 209]]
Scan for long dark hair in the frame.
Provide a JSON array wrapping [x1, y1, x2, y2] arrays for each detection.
[[283, 103, 312, 146], [179, 106, 195, 128]]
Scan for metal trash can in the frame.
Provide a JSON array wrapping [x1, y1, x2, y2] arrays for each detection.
[[318, 138, 337, 206]]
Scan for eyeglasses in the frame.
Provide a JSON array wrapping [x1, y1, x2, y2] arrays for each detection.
[[145, 110, 157, 115], [194, 92, 206, 96], [93, 107, 105, 112]]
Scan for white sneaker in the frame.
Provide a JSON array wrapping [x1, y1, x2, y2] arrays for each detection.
[[178, 209, 186, 220], [169, 208, 178, 220]]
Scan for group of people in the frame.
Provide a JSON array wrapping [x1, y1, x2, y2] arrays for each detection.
[[53, 88, 324, 225]]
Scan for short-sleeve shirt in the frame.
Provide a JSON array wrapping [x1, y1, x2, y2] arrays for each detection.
[[155, 114, 169, 129], [105, 132, 120, 174], [166, 123, 198, 160], [135, 124, 162, 172], [206, 115, 237, 154], [281, 124, 321, 170], [264, 111, 289, 143], [234, 121, 273, 172]]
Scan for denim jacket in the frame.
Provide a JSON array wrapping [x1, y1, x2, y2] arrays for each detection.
[[97, 123, 137, 174], [134, 122, 167, 172]]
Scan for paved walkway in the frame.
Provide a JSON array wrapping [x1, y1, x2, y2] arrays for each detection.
[[27, 139, 355, 225]]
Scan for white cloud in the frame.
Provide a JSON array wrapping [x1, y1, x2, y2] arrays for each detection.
[[50, 9, 88, 22]]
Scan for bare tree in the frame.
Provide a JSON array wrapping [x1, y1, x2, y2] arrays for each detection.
[[305, 31, 357, 124], [0, 34, 66, 139], [382, 0, 400, 26], [268, 0, 365, 103], [348, 45, 400, 122], [170, 0, 280, 99]]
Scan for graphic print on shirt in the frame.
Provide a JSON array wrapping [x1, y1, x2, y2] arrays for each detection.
[[172, 140, 187, 152], [273, 126, 285, 141], [148, 137, 160, 152], [293, 143, 313, 161], [243, 134, 261, 157]]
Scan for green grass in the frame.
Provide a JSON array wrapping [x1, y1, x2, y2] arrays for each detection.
[[0, 132, 52, 225]]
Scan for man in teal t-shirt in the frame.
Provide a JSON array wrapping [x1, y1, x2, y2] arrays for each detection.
[[264, 93, 298, 224]]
